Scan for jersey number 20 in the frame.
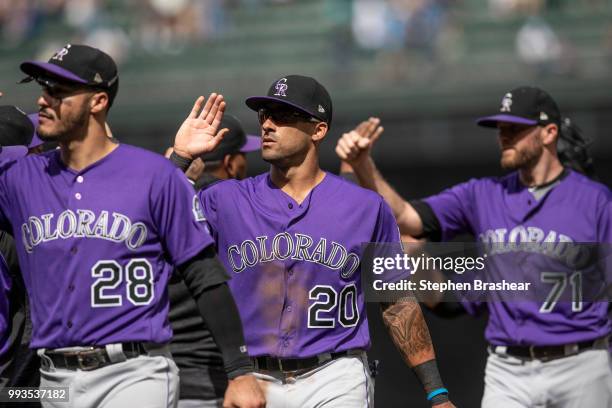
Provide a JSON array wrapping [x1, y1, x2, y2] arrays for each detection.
[[308, 284, 359, 328], [91, 259, 154, 307]]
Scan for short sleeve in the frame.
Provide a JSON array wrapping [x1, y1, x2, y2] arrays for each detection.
[[198, 185, 220, 239], [423, 179, 477, 241], [372, 198, 401, 244], [152, 168, 214, 266]]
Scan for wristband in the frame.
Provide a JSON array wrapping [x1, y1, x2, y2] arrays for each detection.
[[427, 388, 448, 400], [169, 151, 193, 172]]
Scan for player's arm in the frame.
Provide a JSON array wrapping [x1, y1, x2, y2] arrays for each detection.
[[381, 299, 455, 407], [177, 246, 265, 408], [336, 118, 424, 236]]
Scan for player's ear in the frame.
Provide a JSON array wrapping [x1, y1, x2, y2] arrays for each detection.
[[311, 122, 328, 143], [541, 123, 558, 146], [222, 154, 234, 176], [90, 91, 109, 115]]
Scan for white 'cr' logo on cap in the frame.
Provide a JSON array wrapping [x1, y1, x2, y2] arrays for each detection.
[[274, 78, 288, 97], [52, 44, 71, 62], [500, 93, 513, 112]]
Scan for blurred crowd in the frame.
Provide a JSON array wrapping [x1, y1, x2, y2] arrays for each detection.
[[0, 0, 299, 61], [0, 0, 610, 79]]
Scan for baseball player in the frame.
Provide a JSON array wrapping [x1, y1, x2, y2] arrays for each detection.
[[336, 86, 612, 407], [0, 43, 264, 408], [170, 75, 455, 407], [168, 113, 260, 408]]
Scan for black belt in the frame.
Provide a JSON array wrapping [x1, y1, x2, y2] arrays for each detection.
[[43, 342, 147, 371], [491, 338, 603, 362], [254, 350, 358, 373]]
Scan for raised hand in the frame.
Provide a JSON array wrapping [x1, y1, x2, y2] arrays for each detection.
[[335, 117, 384, 167], [174, 93, 229, 160]]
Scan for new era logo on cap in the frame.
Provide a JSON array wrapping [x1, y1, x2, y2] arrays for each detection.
[[245, 74, 333, 126], [476, 86, 561, 128]]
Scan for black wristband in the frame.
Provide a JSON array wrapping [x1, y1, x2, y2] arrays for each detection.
[[169, 151, 193, 172], [413, 359, 448, 405]]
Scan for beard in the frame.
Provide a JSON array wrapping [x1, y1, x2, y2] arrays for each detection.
[[500, 138, 544, 170], [38, 102, 89, 142]]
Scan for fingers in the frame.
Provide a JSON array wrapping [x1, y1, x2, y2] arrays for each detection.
[[207, 127, 229, 151], [362, 117, 381, 139], [198, 93, 216, 120], [354, 120, 369, 136], [210, 100, 226, 132], [188, 96, 205, 119], [200, 93, 225, 125], [371, 125, 384, 144]]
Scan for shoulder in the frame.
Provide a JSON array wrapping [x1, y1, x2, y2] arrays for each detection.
[[564, 170, 610, 199], [325, 172, 385, 206], [199, 173, 264, 203], [115, 144, 179, 175], [0, 149, 57, 179]]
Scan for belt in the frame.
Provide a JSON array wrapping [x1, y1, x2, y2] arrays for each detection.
[[490, 337, 607, 362], [41, 342, 147, 371], [254, 349, 361, 373]]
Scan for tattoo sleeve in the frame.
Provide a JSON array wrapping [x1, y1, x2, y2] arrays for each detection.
[[381, 298, 436, 366]]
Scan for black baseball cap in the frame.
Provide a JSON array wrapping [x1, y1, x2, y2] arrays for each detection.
[[245, 75, 333, 126], [20, 44, 119, 106], [476, 86, 561, 128], [0, 106, 43, 161], [0, 106, 35, 147], [199, 114, 260, 162]]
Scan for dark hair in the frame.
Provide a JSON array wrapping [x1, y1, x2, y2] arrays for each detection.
[[557, 117, 597, 180]]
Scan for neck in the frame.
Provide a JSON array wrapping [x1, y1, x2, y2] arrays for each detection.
[[270, 157, 326, 204], [518, 153, 564, 187], [60, 119, 117, 171]]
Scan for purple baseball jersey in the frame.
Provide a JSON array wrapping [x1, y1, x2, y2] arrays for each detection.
[[425, 170, 611, 346], [0, 144, 213, 349], [199, 172, 400, 358]]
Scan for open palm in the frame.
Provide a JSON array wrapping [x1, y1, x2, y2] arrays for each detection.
[[174, 93, 229, 160]]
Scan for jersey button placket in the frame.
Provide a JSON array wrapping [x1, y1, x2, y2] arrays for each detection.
[[73, 175, 84, 202]]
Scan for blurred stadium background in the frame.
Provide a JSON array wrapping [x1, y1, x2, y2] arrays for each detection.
[[1, 0, 611, 406]]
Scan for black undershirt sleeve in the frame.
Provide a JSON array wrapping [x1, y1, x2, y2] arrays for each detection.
[[0, 231, 20, 279], [177, 247, 253, 379], [409, 200, 442, 242]]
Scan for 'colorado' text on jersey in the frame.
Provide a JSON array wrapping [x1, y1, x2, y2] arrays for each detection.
[[0, 144, 213, 348], [199, 173, 400, 358], [424, 170, 611, 346]]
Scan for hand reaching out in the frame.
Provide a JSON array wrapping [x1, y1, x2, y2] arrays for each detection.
[[174, 93, 229, 160], [335, 117, 384, 168]]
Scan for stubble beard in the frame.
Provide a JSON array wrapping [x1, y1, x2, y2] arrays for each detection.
[[38, 104, 89, 143], [500, 140, 543, 171]]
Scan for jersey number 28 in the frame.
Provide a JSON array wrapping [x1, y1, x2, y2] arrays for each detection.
[[91, 259, 154, 307]]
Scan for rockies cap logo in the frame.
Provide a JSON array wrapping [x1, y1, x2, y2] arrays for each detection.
[[500, 93, 513, 112], [274, 78, 288, 97], [52, 44, 71, 62]]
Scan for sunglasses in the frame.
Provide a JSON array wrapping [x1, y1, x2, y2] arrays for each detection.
[[258, 107, 320, 125], [36, 77, 97, 102]]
